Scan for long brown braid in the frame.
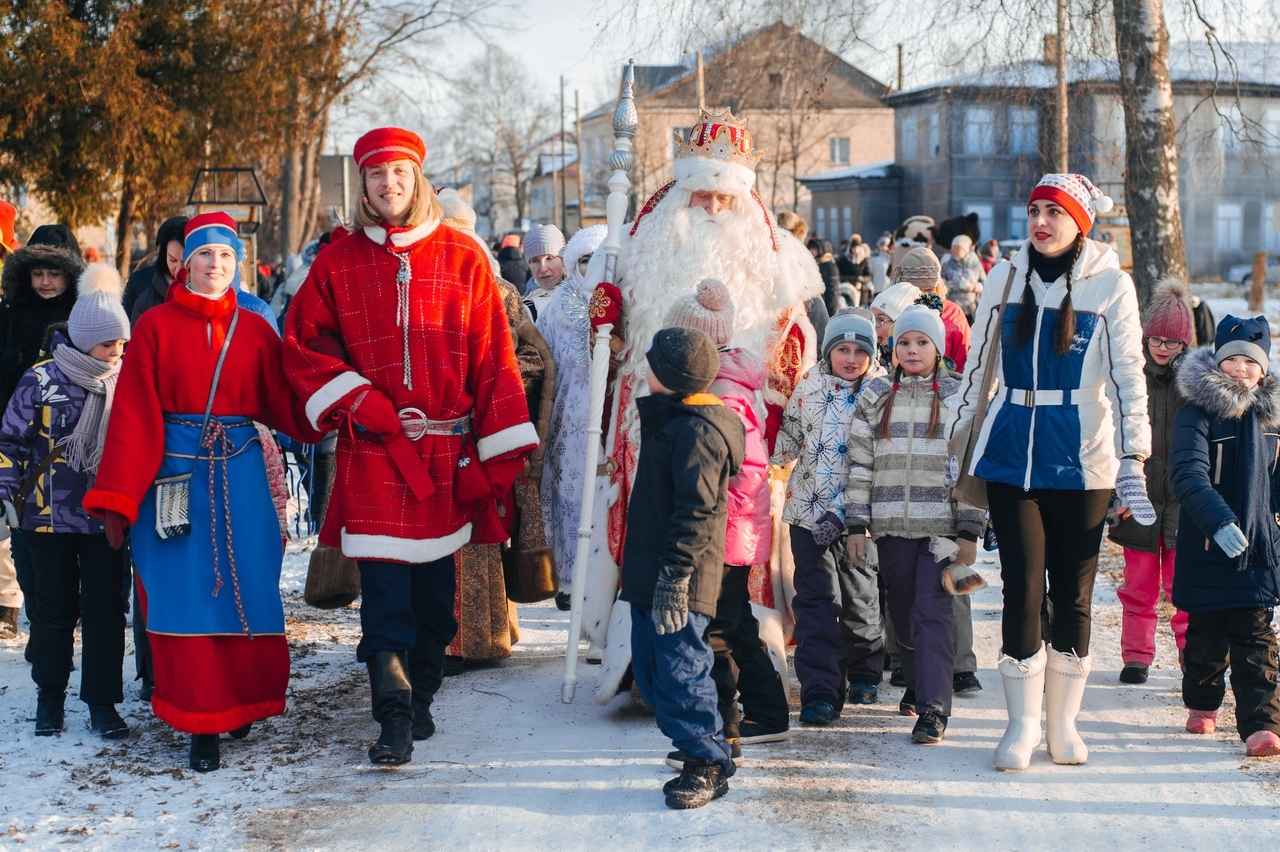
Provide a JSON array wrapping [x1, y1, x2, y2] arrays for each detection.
[[1013, 232, 1085, 356]]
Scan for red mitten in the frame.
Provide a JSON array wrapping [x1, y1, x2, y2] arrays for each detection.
[[350, 389, 402, 439], [589, 282, 622, 328], [105, 510, 129, 550], [482, 452, 527, 497]]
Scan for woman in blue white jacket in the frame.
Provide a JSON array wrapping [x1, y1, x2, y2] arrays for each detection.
[[950, 174, 1153, 771]]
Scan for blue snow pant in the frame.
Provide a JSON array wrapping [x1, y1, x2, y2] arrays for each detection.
[[877, 535, 954, 716], [630, 604, 732, 771]]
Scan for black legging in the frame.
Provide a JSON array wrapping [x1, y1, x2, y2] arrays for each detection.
[[986, 482, 1111, 660]]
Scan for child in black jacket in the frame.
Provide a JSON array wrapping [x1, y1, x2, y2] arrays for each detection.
[[620, 327, 745, 809]]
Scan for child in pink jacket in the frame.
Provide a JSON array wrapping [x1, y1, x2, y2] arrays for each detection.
[[662, 280, 790, 768]]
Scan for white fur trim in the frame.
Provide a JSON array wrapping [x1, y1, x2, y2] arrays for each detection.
[[674, 156, 757, 194], [594, 598, 633, 705], [305, 371, 370, 431], [476, 421, 538, 462], [341, 522, 472, 564], [78, 263, 123, 297], [362, 215, 440, 247], [752, 603, 789, 683]]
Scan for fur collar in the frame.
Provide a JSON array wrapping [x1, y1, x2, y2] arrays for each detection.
[[1176, 345, 1280, 428], [363, 214, 440, 248], [0, 244, 84, 304]]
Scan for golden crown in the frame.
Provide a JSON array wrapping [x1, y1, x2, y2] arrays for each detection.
[[674, 109, 764, 170]]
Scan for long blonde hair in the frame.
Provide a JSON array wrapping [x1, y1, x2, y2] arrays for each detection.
[[353, 162, 442, 230]]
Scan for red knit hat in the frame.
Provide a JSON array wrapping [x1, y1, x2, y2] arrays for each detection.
[[353, 127, 426, 170], [1143, 278, 1194, 347], [1028, 173, 1114, 236]]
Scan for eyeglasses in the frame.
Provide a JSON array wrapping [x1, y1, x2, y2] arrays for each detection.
[[875, 316, 893, 327], [1145, 337, 1185, 351]]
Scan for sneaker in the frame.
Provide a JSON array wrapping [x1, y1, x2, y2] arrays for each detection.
[[555, 592, 572, 611], [88, 705, 130, 740], [898, 687, 917, 717], [799, 699, 840, 726], [1119, 663, 1149, 684], [1186, 709, 1217, 734], [665, 739, 743, 771], [664, 757, 730, 809], [847, 682, 879, 705], [738, 719, 791, 744], [1245, 730, 1280, 757], [889, 667, 907, 687], [911, 710, 948, 744], [953, 671, 983, 694], [0, 605, 18, 639]]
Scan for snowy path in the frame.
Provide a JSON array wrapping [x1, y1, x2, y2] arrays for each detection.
[[2, 540, 1278, 849]]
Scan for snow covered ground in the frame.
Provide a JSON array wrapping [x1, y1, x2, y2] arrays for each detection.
[[3, 534, 1278, 850]]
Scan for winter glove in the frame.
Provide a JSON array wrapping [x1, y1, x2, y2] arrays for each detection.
[[1213, 522, 1249, 558], [848, 530, 869, 565], [651, 573, 690, 636], [2, 499, 18, 530], [811, 511, 845, 548], [350, 389, 434, 502], [954, 537, 977, 567], [1115, 458, 1156, 526], [104, 510, 129, 550]]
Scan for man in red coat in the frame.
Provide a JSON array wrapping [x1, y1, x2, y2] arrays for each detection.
[[284, 128, 537, 766]]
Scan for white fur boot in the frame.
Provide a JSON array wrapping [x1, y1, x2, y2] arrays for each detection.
[[1045, 647, 1091, 765], [993, 643, 1047, 771]]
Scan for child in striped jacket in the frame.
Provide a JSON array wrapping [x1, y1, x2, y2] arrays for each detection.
[[845, 302, 985, 745]]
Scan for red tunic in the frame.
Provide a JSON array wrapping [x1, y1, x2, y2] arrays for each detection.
[[84, 285, 323, 734], [283, 218, 537, 564]]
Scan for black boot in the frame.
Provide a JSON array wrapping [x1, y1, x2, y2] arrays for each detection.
[[189, 734, 220, 772], [228, 722, 252, 740], [89, 704, 130, 739], [409, 639, 447, 741], [35, 691, 65, 737], [367, 651, 414, 765], [664, 756, 730, 809]]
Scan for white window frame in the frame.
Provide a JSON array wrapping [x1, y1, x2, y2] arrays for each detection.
[[1217, 202, 1243, 250], [1009, 107, 1038, 155], [964, 106, 995, 156], [842, 207, 853, 242], [964, 203, 994, 244], [829, 137, 851, 166], [1262, 202, 1280, 251], [902, 119, 918, 160], [815, 206, 826, 240], [1008, 204, 1028, 241]]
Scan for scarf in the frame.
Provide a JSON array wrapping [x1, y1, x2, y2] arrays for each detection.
[[1229, 403, 1277, 572], [52, 343, 120, 474]]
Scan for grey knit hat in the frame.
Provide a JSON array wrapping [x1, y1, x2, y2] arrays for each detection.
[[892, 304, 945, 358], [647, 327, 720, 396], [68, 263, 131, 352], [1215, 314, 1270, 373], [870, 281, 922, 321], [522, 224, 566, 261], [822, 309, 877, 361], [891, 246, 944, 290], [664, 279, 735, 347]]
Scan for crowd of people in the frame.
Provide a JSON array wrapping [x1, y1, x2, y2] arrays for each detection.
[[1, 105, 1279, 814]]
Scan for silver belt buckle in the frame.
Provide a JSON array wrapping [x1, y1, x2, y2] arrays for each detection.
[[398, 407, 428, 441]]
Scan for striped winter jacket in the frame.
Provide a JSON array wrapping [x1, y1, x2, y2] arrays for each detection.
[[948, 238, 1151, 491], [845, 371, 985, 540]]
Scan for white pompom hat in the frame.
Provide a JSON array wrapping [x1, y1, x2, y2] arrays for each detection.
[[1028, 173, 1114, 235]]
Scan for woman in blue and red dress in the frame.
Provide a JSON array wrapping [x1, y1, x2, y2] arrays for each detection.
[[85, 212, 323, 772]]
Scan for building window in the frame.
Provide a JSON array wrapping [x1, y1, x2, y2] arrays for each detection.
[[829, 208, 839, 241], [902, 120, 918, 160], [964, 106, 995, 156], [1009, 107, 1038, 155], [929, 113, 940, 157], [842, 207, 853, 242], [830, 137, 850, 166], [816, 207, 826, 240], [964, 203, 994, 243], [1217, 203, 1243, 250], [1221, 106, 1245, 157], [1263, 203, 1280, 251], [671, 127, 691, 162], [1009, 204, 1028, 240]]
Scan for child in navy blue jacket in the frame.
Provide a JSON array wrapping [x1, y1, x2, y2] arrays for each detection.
[[619, 326, 745, 810], [1170, 314, 1280, 757]]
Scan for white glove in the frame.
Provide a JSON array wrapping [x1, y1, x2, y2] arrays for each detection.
[[1213, 522, 1249, 558], [2, 499, 17, 530], [1115, 458, 1156, 526]]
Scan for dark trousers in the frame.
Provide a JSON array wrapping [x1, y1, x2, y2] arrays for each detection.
[[357, 557, 457, 662], [791, 526, 884, 706], [707, 565, 789, 738], [631, 605, 731, 769], [1183, 607, 1280, 741], [987, 483, 1110, 660], [12, 527, 33, 613], [877, 536, 955, 715], [27, 531, 127, 705]]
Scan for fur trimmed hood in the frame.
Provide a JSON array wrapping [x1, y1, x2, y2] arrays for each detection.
[[1, 243, 83, 305], [1176, 345, 1280, 428]]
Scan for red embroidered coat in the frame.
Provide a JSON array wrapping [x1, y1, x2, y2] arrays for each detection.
[[283, 219, 538, 564]]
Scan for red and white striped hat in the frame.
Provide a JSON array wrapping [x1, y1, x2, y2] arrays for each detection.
[[1028, 173, 1114, 235]]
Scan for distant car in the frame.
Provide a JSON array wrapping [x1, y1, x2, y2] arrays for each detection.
[[998, 239, 1025, 259], [1226, 253, 1280, 285]]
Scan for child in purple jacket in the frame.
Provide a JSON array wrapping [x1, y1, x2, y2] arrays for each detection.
[[0, 264, 131, 739]]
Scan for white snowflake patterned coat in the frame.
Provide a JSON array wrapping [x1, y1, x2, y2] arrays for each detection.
[[770, 360, 887, 529]]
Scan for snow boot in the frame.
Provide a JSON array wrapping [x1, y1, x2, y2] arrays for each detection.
[[0, 605, 18, 639], [665, 739, 743, 771], [994, 643, 1046, 771], [1185, 709, 1217, 734], [664, 757, 730, 809], [35, 691, 65, 736], [1119, 662, 1148, 684], [89, 704, 129, 740], [229, 723, 252, 739], [409, 638, 447, 741], [1045, 647, 1091, 765], [953, 671, 983, 694], [1245, 730, 1280, 757], [189, 734, 221, 772], [367, 651, 414, 766]]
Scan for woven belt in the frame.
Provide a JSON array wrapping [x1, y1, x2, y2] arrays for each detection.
[[398, 409, 471, 442], [1004, 387, 1104, 408]]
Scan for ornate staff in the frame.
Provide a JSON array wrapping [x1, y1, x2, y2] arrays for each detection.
[[562, 59, 636, 704]]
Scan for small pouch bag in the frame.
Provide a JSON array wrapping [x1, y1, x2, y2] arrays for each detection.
[[454, 435, 492, 504], [155, 311, 238, 540]]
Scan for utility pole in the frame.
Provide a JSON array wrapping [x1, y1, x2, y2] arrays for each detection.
[[897, 44, 904, 91], [560, 75, 568, 233], [696, 51, 706, 110], [575, 90, 585, 231], [1054, 0, 1069, 172]]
